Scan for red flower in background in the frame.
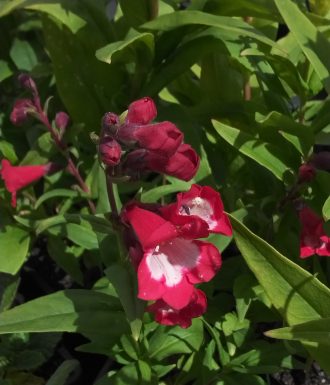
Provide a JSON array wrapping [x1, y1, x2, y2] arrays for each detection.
[[0, 159, 52, 207], [299, 206, 330, 258], [147, 288, 207, 328]]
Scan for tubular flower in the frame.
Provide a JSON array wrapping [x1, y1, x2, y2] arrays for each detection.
[[299, 206, 330, 258], [125, 97, 157, 125], [162, 184, 233, 236], [125, 204, 221, 310], [144, 144, 200, 182], [147, 288, 207, 328], [0, 159, 51, 207]]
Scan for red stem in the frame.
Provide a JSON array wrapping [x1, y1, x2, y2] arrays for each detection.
[[37, 105, 96, 213]]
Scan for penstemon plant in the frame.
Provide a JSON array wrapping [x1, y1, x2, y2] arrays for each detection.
[[0, 1, 330, 384]]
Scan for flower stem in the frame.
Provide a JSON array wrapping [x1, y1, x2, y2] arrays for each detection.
[[37, 107, 96, 213], [106, 172, 119, 218]]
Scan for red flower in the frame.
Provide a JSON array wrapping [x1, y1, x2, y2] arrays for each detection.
[[147, 288, 207, 328], [125, 204, 221, 309], [99, 138, 122, 166], [10, 99, 36, 126], [145, 144, 200, 182], [120, 121, 183, 156], [0, 159, 51, 207], [299, 207, 330, 258], [162, 184, 232, 236], [126, 97, 157, 125]]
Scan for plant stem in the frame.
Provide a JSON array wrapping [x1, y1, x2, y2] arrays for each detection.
[[243, 16, 253, 101], [148, 0, 159, 20], [106, 172, 119, 218], [37, 108, 96, 213]]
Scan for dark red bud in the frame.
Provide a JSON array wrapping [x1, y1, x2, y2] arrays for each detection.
[[18, 74, 38, 95], [298, 163, 316, 184], [100, 139, 122, 166], [126, 97, 157, 125], [55, 112, 70, 131], [10, 99, 35, 126], [102, 112, 120, 137]]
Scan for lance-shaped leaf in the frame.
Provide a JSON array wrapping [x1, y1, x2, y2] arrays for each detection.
[[230, 215, 330, 373], [274, 0, 330, 94], [212, 120, 296, 181], [265, 317, 330, 346]]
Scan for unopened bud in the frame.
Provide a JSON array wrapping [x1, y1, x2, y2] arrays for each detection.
[[298, 163, 316, 184], [18, 74, 38, 95], [126, 97, 157, 125], [55, 111, 70, 131], [99, 138, 122, 166], [10, 99, 36, 126], [102, 112, 120, 137]]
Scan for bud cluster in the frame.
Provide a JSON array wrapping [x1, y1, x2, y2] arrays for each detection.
[[99, 97, 200, 181]]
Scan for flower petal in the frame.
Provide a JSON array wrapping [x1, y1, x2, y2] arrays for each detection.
[[126, 97, 157, 125], [186, 240, 222, 284], [125, 205, 177, 250], [147, 288, 207, 328]]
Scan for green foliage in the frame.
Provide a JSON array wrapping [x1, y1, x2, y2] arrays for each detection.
[[0, 0, 330, 382]]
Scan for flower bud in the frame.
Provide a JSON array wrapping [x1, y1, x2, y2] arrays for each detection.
[[99, 138, 122, 166], [102, 112, 120, 137], [298, 163, 316, 184], [126, 97, 157, 125], [55, 112, 70, 131], [10, 99, 35, 126], [18, 74, 38, 95]]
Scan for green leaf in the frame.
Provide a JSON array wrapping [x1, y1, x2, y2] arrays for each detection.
[[0, 274, 20, 312], [212, 120, 293, 181], [0, 225, 30, 275], [118, 0, 151, 27], [265, 317, 330, 345], [256, 111, 314, 157], [0, 141, 18, 163], [0, 60, 12, 82], [142, 10, 278, 48], [9, 38, 37, 71], [96, 32, 154, 65], [0, 0, 86, 33], [322, 196, 330, 221], [0, 290, 128, 339], [105, 264, 145, 340], [274, 0, 330, 94], [46, 360, 80, 385], [230, 215, 330, 372], [148, 319, 204, 361], [34, 189, 89, 209]]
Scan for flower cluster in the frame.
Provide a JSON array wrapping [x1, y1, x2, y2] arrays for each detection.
[[122, 184, 232, 328], [299, 206, 330, 258], [99, 97, 199, 181]]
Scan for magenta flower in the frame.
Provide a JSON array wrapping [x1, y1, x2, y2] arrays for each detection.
[[162, 184, 233, 236], [144, 144, 200, 182], [10, 99, 35, 126], [0, 159, 52, 207], [125, 204, 221, 309], [99, 138, 122, 166], [299, 206, 330, 258], [125, 97, 157, 125], [298, 163, 316, 184], [147, 288, 207, 328]]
